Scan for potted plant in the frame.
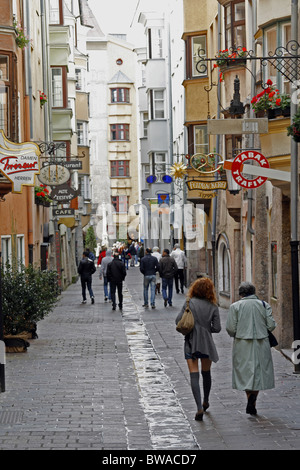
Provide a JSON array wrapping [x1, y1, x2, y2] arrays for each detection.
[[287, 108, 300, 142], [214, 47, 247, 67], [35, 184, 52, 206], [251, 79, 291, 118], [39, 91, 47, 108], [13, 20, 30, 49], [1, 263, 60, 352]]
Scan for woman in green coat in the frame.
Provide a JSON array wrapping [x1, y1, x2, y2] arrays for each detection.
[[226, 282, 277, 415]]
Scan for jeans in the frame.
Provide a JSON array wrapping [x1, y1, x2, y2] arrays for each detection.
[[103, 276, 111, 300], [162, 277, 173, 305], [110, 282, 123, 308], [81, 275, 94, 300], [174, 269, 185, 292], [143, 275, 156, 305]]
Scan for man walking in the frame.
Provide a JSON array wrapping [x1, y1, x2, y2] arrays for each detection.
[[99, 249, 114, 302], [106, 252, 127, 311], [78, 251, 96, 304], [171, 243, 187, 294], [140, 248, 159, 308], [159, 249, 178, 307]]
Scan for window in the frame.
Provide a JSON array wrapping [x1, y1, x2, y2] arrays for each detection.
[[51, 67, 65, 107], [75, 68, 85, 91], [194, 125, 209, 155], [17, 235, 25, 268], [80, 175, 91, 200], [149, 89, 165, 119], [185, 35, 207, 79], [111, 88, 130, 103], [271, 242, 278, 298], [150, 152, 167, 181], [111, 195, 128, 213], [110, 124, 129, 141], [142, 112, 149, 137], [0, 85, 9, 136], [77, 121, 88, 146], [148, 28, 163, 59], [1, 236, 11, 269], [225, 1, 246, 49], [49, 0, 63, 24], [264, 21, 291, 93], [111, 160, 130, 177], [219, 240, 230, 294]]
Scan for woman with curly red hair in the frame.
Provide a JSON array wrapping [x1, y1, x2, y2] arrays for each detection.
[[176, 277, 221, 421]]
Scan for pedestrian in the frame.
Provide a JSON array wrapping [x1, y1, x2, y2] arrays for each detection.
[[226, 282, 277, 416], [106, 251, 127, 311], [175, 277, 221, 421], [171, 243, 187, 294], [97, 245, 106, 266], [152, 246, 162, 294], [138, 243, 144, 262], [78, 250, 96, 304], [122, 245, 131, 270], [128, 242, 136, 267], [87, 247, 96, 262], [158, 248, 178, 307], [140, 247, 159, 308], [99, 249, 113, 302]]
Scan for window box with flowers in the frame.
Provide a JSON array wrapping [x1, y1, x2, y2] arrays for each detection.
[[287, 108, 300, 142], [251, 79, 291, 119], [13, 20, 30, 50], [215, 47, 247, 67], [35, 184, 52, 207]]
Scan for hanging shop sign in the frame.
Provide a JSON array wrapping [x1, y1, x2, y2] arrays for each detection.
[[50, 183, 79, 203], [186, 180, 227, 191], [190, 153, 224, 175], [230, 151, 270, 189], [42, 160, 82, 170], [0, 130, 40, 193], [157, 193, 170, 205], [53, 208, 75, 218], [38, 164, 70, 186]]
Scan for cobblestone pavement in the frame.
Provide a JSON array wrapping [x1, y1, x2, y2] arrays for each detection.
[[0, 266, 299, 451]]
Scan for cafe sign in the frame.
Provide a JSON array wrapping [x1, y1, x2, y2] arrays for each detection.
[[0, 131, 40, 193]]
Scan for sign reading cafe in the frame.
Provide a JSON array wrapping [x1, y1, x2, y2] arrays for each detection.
[[0, 131, 40, 193]]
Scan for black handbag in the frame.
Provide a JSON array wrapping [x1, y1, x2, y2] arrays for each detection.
[[268, 331, 278, 348], [261, 300, 278, 347]]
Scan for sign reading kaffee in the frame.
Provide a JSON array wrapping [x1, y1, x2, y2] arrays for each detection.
[[0, 131, 40, 193]]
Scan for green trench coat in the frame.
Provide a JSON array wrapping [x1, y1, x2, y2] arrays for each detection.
[[226, 295, 277, 391]]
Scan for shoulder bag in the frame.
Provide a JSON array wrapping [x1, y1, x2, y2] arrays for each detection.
[[176, 298, 194, 336], [262, 300, 278, 347]]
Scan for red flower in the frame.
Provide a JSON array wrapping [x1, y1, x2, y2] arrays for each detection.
[[267, 79, 273, 85], [276, 98, 281, 106]]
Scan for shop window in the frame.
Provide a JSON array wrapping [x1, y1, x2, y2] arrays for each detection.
[[219, 240, 231, 294]]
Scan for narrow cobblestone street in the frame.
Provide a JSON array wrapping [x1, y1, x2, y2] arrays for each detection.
[[0, 266, 299, 451]]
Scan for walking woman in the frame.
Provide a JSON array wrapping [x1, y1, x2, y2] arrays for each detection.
[[226, 282, 277, 415], [175, 277, 221, 421]]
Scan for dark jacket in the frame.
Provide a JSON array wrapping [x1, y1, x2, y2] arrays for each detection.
[[140, 253, 159, 276], [159, 255, 178, 279], [107, 258, 127, 284], [78, 257, 96, 279]]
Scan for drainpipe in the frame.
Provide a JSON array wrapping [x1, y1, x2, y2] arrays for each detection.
[[247, 0, 256, 236], [291, 0, 300, 373], [211, 3, 221, 286], [24, 0, 33, 139], [167, 14, 174, 249], [40, 0, 49, 141]]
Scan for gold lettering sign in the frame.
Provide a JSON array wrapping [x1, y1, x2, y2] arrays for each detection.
[[187, 180, 227, 191]]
